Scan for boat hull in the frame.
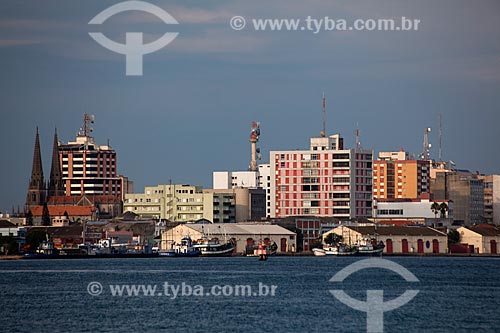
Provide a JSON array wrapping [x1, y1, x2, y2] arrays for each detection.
[[159, 250, 201, 257], [312, 248, 326, 256], [198, 247, 234, 257], [356, 248, 384, 256], [323, 245, 357, 256], [194, 242, 235, 257]]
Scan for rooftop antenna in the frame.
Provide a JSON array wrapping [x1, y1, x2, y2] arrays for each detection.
[[355, 124, 361, 152], [420, 127, 432, 161], [320, 92, 326, 137], [438, 113, 443, 162], [78, 113, 95, 137]]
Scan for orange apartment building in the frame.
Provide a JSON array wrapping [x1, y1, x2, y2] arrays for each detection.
[[373, 151, 430, 200]]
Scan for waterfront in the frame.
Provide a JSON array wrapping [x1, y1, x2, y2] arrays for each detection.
[[1, 257, 500, 332]]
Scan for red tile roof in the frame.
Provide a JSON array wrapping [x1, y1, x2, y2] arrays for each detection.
[[30, 206, 96, 217], [467, 224, 500, 237], [376, 220, 424, 226]]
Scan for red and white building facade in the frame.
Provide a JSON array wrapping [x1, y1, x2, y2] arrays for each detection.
[[59, 134, 122, 198], [270, 135, 374, 219]]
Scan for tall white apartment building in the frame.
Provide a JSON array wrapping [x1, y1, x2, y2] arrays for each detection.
[[258, 164, 271, 217]]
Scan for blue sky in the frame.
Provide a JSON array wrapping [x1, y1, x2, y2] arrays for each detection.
[[1, 0, 499, 212]]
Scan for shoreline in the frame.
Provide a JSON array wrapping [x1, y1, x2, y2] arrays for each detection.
[[2, 253, 500, 260]]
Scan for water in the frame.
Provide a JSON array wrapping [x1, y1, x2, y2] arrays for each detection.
[[1, 257, 500, 332]]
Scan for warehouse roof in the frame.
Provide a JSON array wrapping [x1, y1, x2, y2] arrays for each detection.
[[185, 223, 295, 236], [463, 224, 500, 237], [337, 225, 446, 237]]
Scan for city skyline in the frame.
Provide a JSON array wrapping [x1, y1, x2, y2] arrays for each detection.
[[1, 0, 499, 210]]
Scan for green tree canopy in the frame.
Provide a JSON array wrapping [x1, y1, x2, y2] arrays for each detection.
[[431, 202, 440, 218], [447, 229, 460, 244], [324, 233, 343, 245], [439, 203, 449, 218]]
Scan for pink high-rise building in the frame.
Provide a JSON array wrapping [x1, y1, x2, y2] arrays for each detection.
[[270, 134, 373, 219]]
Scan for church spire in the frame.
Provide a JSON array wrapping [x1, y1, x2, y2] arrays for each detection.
[[48, 128, 64, 197], [26, 127, 46, 210]]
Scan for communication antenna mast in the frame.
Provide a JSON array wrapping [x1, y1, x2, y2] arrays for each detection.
[[320, 92, 326, 137], [78, 113, 95, 137], [438, 113, 443, 162], [355, 125, 361, 152], [420, 127, 432, 161], [249, 122, 260, 171]]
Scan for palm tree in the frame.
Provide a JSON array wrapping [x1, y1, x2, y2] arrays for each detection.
[[439, 202, 448, 218], [431, 202, 440, 219]]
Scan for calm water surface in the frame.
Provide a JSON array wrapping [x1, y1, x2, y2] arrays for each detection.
[[1, 257, 499, 332]]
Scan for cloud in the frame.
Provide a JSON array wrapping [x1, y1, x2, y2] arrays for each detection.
[[98, 4, 236, 25], [0, 39, 40, 47], [169, 6, 235, 24], [0, 19, 75, 31]]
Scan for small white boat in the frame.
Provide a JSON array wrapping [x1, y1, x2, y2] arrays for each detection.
[[312, 248, 326, 256]]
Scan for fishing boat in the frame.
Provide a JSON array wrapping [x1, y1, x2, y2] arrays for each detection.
[[354, 238, 385, 256], [327, 243, 357, 256], [159, 237, 201, 257], [313, 243, 357, 256], [193, 237, 236, 257]]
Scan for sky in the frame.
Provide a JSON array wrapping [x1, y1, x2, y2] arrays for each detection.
[[0, 0, 499, 212]]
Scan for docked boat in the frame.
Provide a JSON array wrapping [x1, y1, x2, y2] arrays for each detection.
[[355, 238, 385, 256], [312, 241, 357, 256], [314, 243, 357, 256], [312, 248, 326, 256], [159, 237, 201, 257], [193, 237, 235, 256], [328, 243, 357, 256], [24, 241, 60, 259]]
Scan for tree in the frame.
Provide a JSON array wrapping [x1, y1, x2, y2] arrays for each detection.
[[324, 233, 343, 245], [439, 202, 449, 218], [447, 229, 460, 245], [42, 203, 51, 226], [431, 202, 440, 219]]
